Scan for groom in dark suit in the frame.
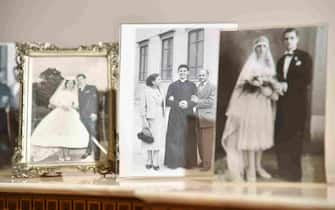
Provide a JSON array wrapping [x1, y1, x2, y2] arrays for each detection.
[[77, 74, 99, 160], [275, 28, 313, 181]]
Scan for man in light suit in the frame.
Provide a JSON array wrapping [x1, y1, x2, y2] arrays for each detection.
[[192, 69, 216, 171]]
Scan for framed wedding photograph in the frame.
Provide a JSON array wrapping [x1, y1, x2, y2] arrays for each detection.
[[214, 25, 328, 183], [15, 42, 118, 177], [119, 23, 237, 177]]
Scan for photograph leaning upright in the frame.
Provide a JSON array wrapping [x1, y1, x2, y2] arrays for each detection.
[[119, 23, 237, 177], [215, 25, 328, 183], [17, 43, 117, 174]]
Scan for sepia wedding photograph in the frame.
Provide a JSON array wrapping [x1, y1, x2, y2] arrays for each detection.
[[119, 23, 237, 177], [214, 25, 328, 183], [20, 47, 114, 168], [0, 43, 19, 169]]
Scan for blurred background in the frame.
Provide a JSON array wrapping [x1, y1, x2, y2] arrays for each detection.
[[0, 43, 19, 168]]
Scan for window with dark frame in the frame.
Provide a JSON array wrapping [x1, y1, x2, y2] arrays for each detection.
[[160, 30, 175, 81], [188, 29, 204, 80], [138, 41, 148, 81], [161, 37, 174, 80]]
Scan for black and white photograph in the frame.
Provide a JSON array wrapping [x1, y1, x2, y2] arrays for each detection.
[[119, 23, 237, 177], [215, 25, 328, 182], [21, 51, 112, 166], [0, 43, 19, 169]]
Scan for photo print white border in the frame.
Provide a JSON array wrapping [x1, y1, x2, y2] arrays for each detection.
[[119, 23, 237, 178]]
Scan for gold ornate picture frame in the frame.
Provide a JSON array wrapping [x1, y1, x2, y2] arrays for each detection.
[[12, 42, 118, 177]]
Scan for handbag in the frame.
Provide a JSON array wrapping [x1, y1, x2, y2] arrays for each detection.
[[137, 127, 154, 144]]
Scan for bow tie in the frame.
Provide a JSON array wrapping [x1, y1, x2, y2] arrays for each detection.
[[284, 52, 294, 57]]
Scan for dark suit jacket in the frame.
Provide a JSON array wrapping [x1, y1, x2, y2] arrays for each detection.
[[78, 85, 98, 119], [196, 82, 216, 128], [275, 49, 313, 137]]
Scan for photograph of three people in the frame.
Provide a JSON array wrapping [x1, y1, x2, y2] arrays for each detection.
[[119, 23, 328, 182]]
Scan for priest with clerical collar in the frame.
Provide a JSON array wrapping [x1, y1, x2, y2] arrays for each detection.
[[164, 64, 198, 169]]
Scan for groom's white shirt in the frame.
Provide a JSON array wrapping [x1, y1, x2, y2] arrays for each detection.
[[283, 48, 296, 79]]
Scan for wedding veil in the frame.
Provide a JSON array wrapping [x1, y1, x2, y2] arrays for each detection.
[[222, 35, 276, 139], [49, 77, 78, 108], [221, 36, 276, 177], [235, 35, 276, 87]]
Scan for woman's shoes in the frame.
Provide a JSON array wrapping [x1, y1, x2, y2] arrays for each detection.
[[145, 164, 160, 170], [245, 168, 272, 181], [58, 156, 72, 161], [257, 167, 272, 179], [230, 173, 244, 182], [246, 170, 256, 182], [247, 175, 256, 182], [199, 161, 211, 171]]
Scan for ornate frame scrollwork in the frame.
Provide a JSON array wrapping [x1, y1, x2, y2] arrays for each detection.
[[12, 42, 119, 178]]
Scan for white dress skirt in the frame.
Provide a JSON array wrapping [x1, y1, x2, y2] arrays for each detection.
[[30, 108, 89, 148], [221, 40, 276, 179], [30, 90, 89, 162], [222, 88, 274, 151]]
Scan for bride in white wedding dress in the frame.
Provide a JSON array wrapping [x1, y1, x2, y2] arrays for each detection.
[[30, 78, 89, 162]]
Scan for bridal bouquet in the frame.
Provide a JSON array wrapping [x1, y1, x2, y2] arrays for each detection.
[[241, 75, 286, 101]]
